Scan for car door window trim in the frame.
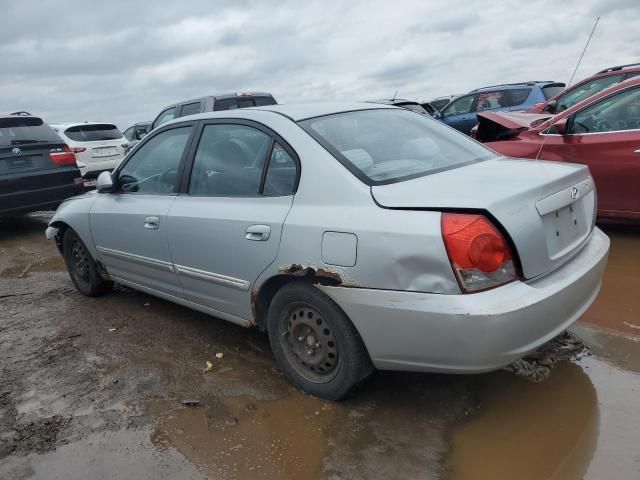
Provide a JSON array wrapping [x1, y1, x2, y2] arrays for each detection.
[[112, 122, 197, 195], [180, 118, 300, 197]]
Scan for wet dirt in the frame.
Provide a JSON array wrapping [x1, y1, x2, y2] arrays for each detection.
[[1, 214, 639, 479]]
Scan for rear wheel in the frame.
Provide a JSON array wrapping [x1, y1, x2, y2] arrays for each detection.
[[267, 283, 373, 400], [62, 229, 112, 296]]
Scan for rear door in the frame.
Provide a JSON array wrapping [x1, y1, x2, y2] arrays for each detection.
[[541, 84, 640, 217], [167, 120, 298, 322], [90, 123, 195, 296]]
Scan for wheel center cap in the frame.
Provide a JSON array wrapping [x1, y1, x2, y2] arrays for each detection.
[[306, 335, 317, 347]]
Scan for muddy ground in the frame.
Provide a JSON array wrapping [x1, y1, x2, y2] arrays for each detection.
[[0, 213, 638, 480]]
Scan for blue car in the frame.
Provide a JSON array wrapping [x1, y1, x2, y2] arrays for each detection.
[[437, 81, 565, 135]]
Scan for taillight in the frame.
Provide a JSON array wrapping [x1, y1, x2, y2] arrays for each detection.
[[71, 147, 86, 153], [49, 145, 77, 165], [442, 213, 517, 293]]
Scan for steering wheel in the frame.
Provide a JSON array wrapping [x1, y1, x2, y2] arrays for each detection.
[[594, 118, 612, 132]]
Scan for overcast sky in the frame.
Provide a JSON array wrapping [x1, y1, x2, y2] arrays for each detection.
[[1, 0, 639, 129]]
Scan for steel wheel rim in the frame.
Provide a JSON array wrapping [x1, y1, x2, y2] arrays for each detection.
[[70, 239, 90, 282], [279, 302, 340, 383]]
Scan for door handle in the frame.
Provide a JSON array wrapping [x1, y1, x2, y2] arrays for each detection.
[[144, 216, 160, 230], [245, 224, 271, 241]]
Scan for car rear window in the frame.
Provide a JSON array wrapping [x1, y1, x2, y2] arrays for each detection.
[[0, 117, 61, 146], [300, 109, 495, 185], [542, 85, 565, 99], [63, 124, 123, 142], [397, 103, 429, 114]]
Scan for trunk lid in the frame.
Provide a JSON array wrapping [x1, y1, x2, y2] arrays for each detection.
[[475, 111, 553, 142], [371, 157, 596, 279]]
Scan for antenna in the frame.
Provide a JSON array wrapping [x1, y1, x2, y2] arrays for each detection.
[[392, 90, 398, 101], [535, 16, 600, 161]]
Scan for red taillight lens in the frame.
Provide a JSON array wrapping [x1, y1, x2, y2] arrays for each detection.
[[442, 213, 517, 293], [49, 145, 77, 165], [71, 147, 86, 153]]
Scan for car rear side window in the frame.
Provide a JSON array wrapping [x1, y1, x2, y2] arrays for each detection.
[[117, 126, 192, 194], [0, 117, 60, 146], [63, 124, 123, 142], [263, 143, 297, 196], [180, 102, 201, 117], [507, 88, 532, 106], [189, 124, 271, 196]]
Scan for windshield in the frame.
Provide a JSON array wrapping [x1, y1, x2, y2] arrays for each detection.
[[300, 109, 495, 185], [557, 75, 623, 111], [0, 117, 61, 146], [63, 124, 124, 142]]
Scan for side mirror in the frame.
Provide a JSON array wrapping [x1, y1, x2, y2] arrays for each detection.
[[553, 117, 568, 135], [96, 171, 114, 193]]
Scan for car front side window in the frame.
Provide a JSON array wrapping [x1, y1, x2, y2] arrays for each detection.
[[570, 86, 640, 134], [153, 107, 177, 129], [442, 94, 476, 117], [117, 126, 192, 194], [558, 75, 623, 112], [188, 124, 271, 196]]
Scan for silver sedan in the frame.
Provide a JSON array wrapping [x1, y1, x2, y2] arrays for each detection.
[[46, 103, 609, 399]]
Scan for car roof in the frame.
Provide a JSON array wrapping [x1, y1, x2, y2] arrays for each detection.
[[162, 91, 274, 109], [471, 81, 562, 92], [0, 114, 42, 121], [162, 103, 395, 125]]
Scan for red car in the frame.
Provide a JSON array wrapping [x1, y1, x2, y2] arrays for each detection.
[[476, 76, 640, 222], [528, 62, 640, 114]]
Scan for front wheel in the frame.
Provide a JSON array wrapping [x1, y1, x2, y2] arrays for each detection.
[[267, 283, 373, 400], [62, 229, 112, 297]]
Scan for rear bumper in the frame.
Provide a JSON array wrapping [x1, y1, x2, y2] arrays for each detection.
[[319, 227, 609, 373], [0, 173, 83, 215], [78, 158, 123, 177]]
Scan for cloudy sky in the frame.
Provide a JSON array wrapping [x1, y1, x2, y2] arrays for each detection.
[[1, 0, 639, 129]]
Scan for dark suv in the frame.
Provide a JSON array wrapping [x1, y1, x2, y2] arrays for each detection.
[[0, 114, 83, 216], [151, 92, 277, 131]]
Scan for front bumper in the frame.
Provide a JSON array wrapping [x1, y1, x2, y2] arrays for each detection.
[[319, 227, 609, 373]]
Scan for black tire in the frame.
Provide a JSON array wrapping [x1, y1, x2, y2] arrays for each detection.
[[62, 228, 112, 297], [267, 282, 374, 400]]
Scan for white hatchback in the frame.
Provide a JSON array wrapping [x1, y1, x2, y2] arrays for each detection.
[[52, 123, 128, 186]]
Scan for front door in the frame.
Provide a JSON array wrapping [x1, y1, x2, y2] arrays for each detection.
[[90, 124, 195, 297], [167, 122, 299, 322], [541, 85, 640, 217], [440, 93, 478, 134]]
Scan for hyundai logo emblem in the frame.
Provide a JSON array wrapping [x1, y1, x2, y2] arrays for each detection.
[[11, 147, 21, 156], [570, 187, 579, 199]]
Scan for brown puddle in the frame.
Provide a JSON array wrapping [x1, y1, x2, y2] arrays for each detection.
[[149, 393, 333, 480], [446, 329, 640, 480], [579, 225, 640, 335]]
